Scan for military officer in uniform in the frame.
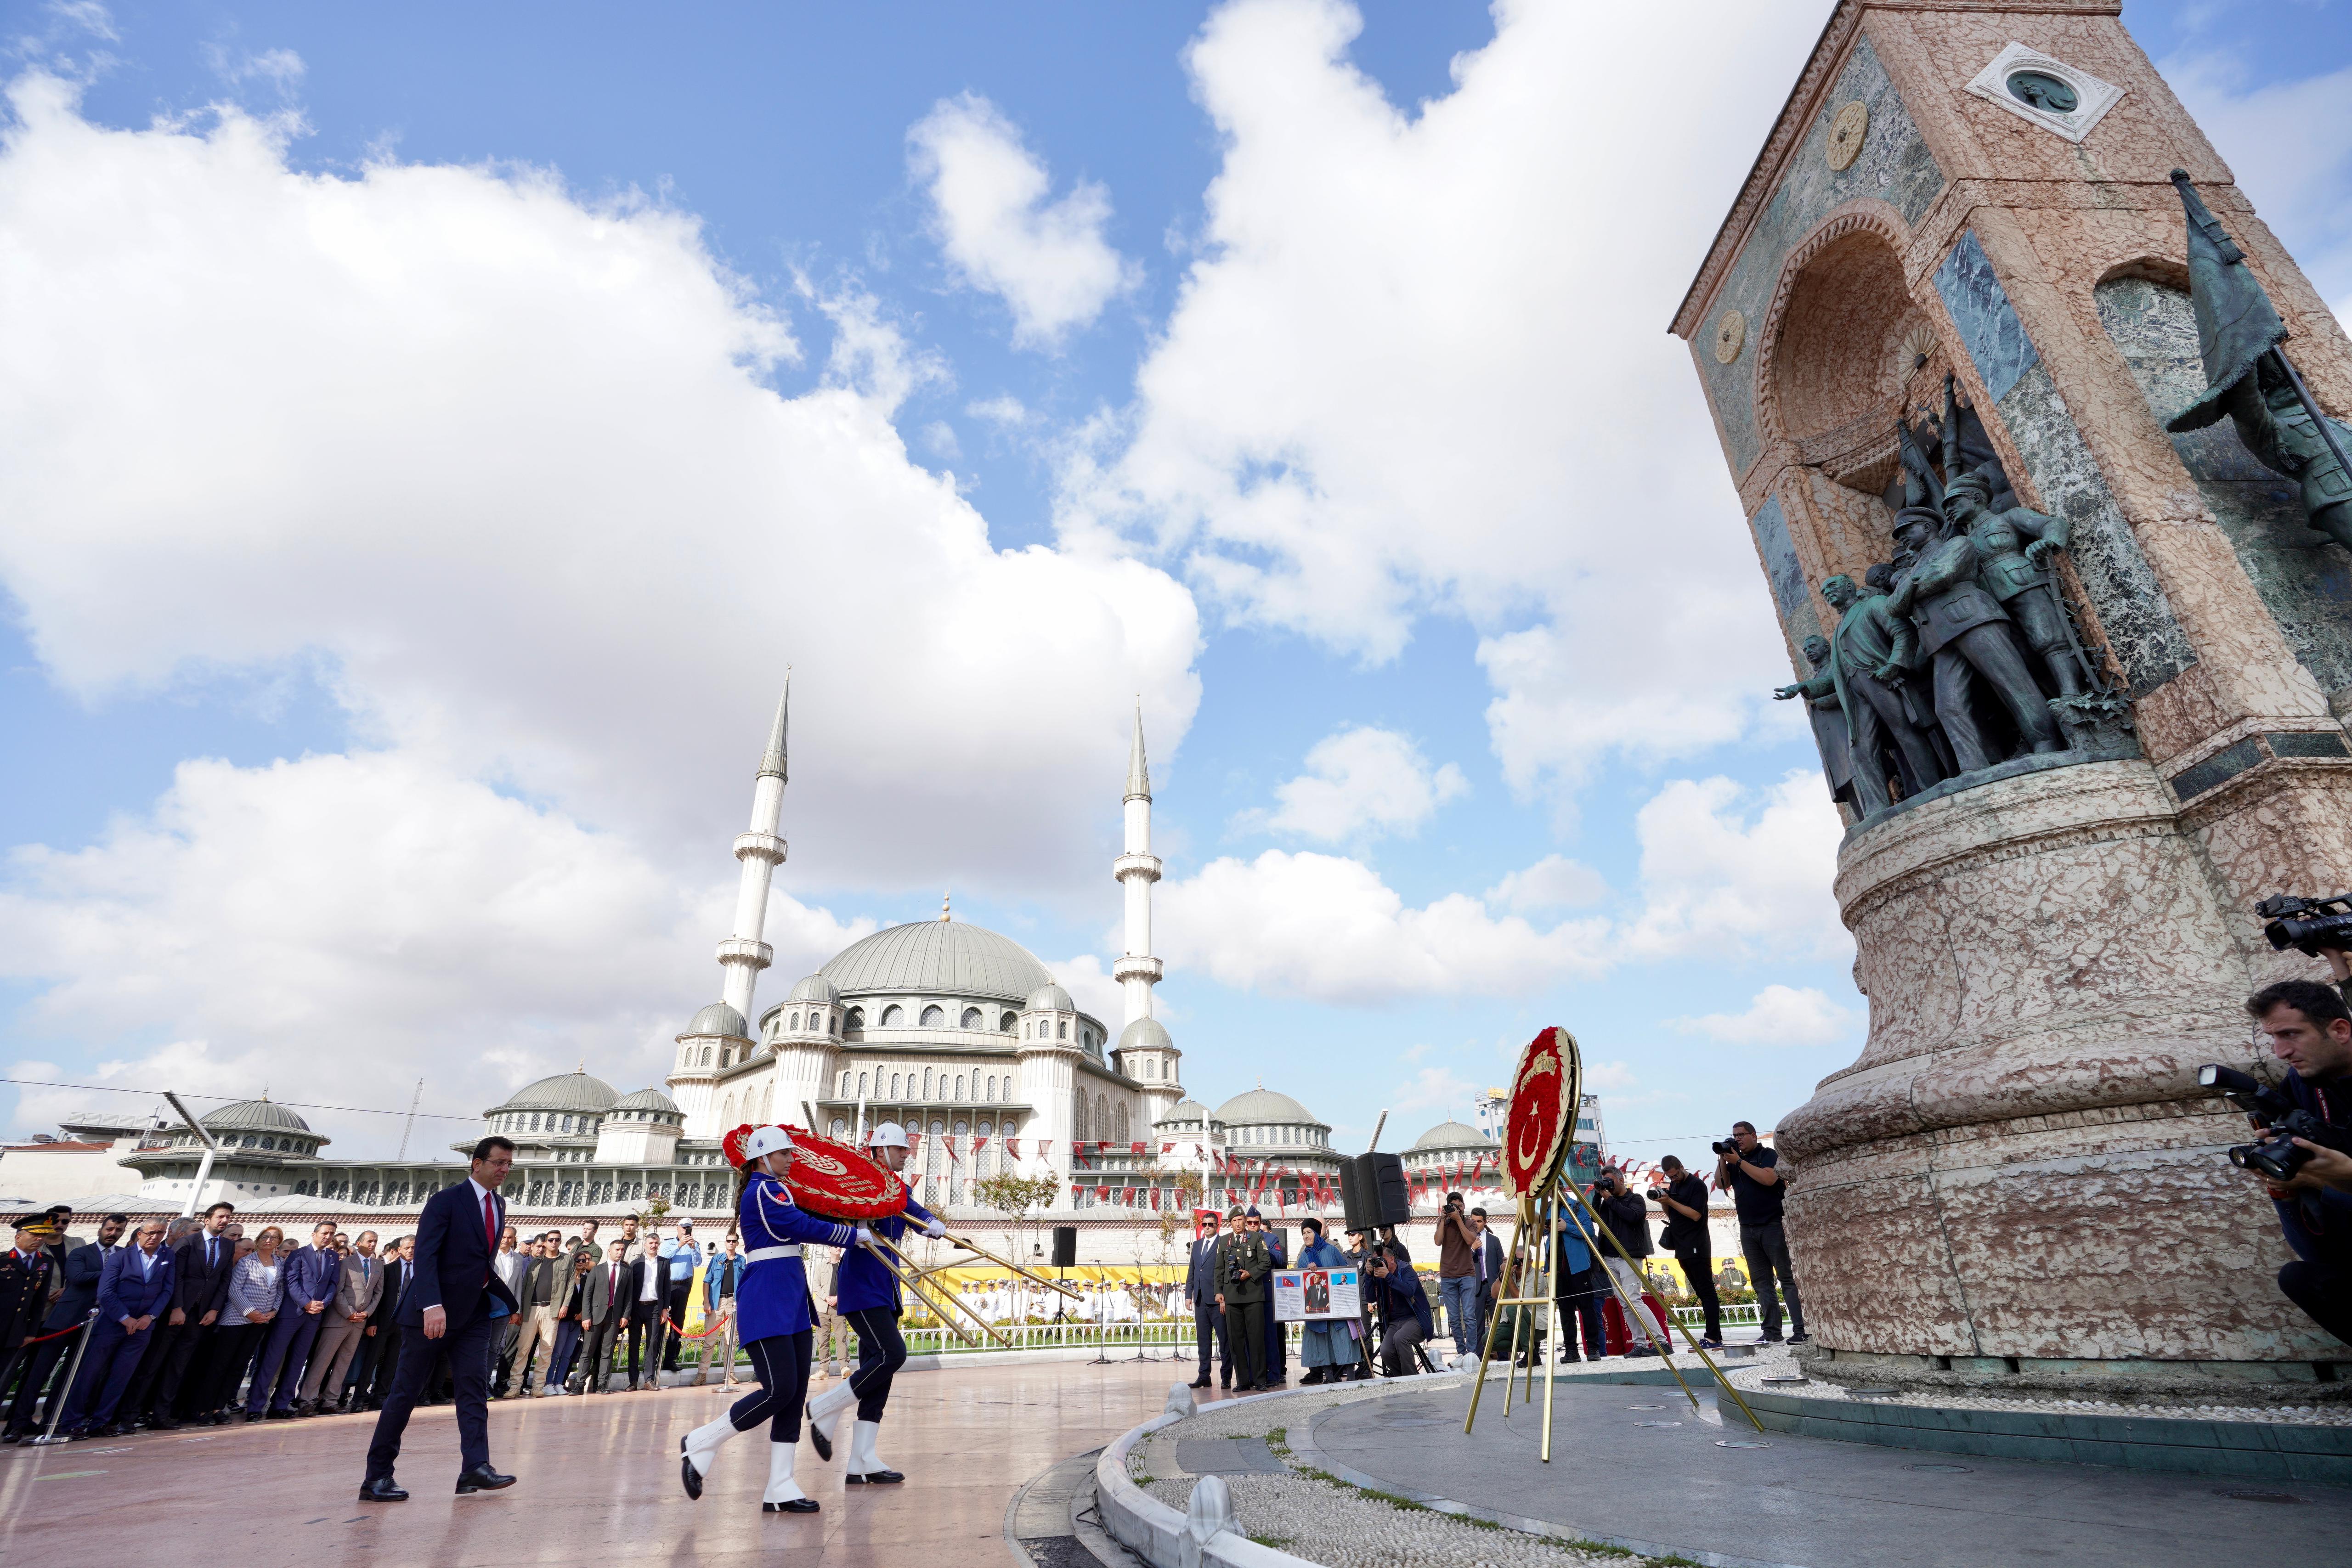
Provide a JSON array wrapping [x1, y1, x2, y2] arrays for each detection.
[[0, 1219, 60, 1410], [1943, 470, 2083, 699]]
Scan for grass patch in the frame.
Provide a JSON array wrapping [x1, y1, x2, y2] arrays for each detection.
[[1247, 1534, 1294, 1549]]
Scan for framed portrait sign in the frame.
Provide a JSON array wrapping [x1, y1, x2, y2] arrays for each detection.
[[1273, 1268, 1360, 1322]]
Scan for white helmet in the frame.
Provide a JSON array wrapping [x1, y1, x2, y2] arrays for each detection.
[[864, 1121, 910, 1151], [741, 1125, 797, 1164]]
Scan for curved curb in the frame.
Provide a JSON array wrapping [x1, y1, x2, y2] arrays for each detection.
[[1289, 1401, 1806, 1568]]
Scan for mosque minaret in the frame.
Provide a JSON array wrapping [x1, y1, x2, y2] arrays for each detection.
[[720, 683, 792, 1024], [1111, 709, 1182, 1129]]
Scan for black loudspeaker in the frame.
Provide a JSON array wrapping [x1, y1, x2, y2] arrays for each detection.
[[1340, 1152, 1410, 1232], [1051, 1225, 1077, 1268]]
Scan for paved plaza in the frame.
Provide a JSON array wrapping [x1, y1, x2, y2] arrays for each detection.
[[0, 1358, 1224, 1568]]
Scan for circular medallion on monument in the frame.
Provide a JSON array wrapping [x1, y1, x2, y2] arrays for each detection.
[[1713, 309, 1745, 365], [778, 1129, 910, 1220], [1503, 1026, 1581, 1196], [1826, 99, 1868, 170]]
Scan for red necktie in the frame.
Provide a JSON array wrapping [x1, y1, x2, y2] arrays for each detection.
[[483, 1194, 498, 1285]]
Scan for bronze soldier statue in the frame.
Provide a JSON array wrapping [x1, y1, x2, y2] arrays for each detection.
[[1775, 635, 1856, 815], [1886, 506, 2062, 770], [1943, 470, 2085, 699]]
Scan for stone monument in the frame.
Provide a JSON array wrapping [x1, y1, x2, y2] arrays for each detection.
[[1671, 0, 2352, 1395]]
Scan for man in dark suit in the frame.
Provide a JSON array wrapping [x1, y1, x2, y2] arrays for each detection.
[[246, 1220, 340, 1419], [360, 1138, 520, 1501], [565, 1239, 633, 1394], [1182, 1211, 1230, 1390], [358, 1235, 411, 1410], [3, 1212, 123, 1442], [59, 1218, 174, 1437], [119, 1200, 236, 1429]]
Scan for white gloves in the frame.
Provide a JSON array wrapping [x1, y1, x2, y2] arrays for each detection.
[[924, 1217, 946, 1240], [853, 1226, 876, 1248]]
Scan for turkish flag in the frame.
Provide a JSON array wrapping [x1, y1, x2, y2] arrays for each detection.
[[1005, 1138, 1022, 1159]]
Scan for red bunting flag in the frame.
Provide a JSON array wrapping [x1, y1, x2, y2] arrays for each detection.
[[1161, 1142, 1176, 1154], [1005, 1138, 1022, 1160], [1131, 1141, 1146, 1154], [944, 1136, 961, 1164], [972, 1134, 989, 1157], [1095, 1185, 1111, 1200], [1036, 1139, 1053, 1159]]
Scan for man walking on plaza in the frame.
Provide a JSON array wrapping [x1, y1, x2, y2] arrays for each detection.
[[1183, 1210, 1230, 1389], [1717, 1122, 1805, 1344], [360, 1136, 520, 1502]]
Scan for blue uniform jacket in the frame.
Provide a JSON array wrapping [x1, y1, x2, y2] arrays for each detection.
[[833, 1194, 935, 1317], [96, 1245, 175, 1325], [736, 1173, 857, 1343]]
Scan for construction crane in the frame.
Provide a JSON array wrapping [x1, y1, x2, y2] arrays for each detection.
[[394, 1077, 424, 1160]]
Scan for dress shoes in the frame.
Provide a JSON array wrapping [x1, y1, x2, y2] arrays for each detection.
[[455, 1463, 517, 1495], [1187, 1377, 1211, 1389], [150, 1416, 183, 1431], [763, 1497, 821, 1512], [843, 1469, 905, 1485], [358, 1476, 408, 1503]]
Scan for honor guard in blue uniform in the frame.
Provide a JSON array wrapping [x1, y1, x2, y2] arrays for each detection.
[[678, 1126, 870, 1514], [805, 1121, 944, 1484]]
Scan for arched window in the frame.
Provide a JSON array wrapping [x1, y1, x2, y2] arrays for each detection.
[[858, 1071, 869, 1097], [789, 1011, 800, 1032], [961, 1006, 982, 1028], [1000, 1011, 1017, 1032], [840, 1070, 852, 1094], [953, 1118, 969, 1136], [1096, 1095, 1109, 1138], [758, 1084, 773, 1118], [722, 1092, 738, 1126], [846, 1007, 865, 1033], [890, 1073, 902, 1097], [1057, 1020, 1069, 1040], [921, 1004, 944, 1027], [529, 1113, 543, 1132], [881, 1005, 904, 1027], [1073, 1091, 1089, 1141], [985, 1076, 996, 1103], [830, 1015, 839, 1036], [831, 1117, 847, 1137], [700, 1046, 712, 1067], [923, 1067, 934, 1098], [1115, 1103, 1130, 1142]]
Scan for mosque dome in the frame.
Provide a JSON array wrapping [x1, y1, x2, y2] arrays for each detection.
[[202, 1098, 314, 1135], [1411, 1120, 1497, 1152], [612, 1087, 683, 1118], [685, 1001, 751, 1039], [1024, 982, 1075, 1013], [491, 1069, 620, 1117], [1117, 1017, 1174, 1054], [820, 921, 1057, 1001], [787, 974, 840, 1004], [1214, 1088, 1324, 1129], [1153, 1097, 1214, 1128]]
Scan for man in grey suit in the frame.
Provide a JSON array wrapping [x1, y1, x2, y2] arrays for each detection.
[[1183, 1212, 1231, 1390], [300, 1230, 385, 1412], [565, 1241, 633, 1395]]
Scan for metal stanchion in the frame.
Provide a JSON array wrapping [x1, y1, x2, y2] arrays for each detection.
[[26, 1312, 99, 1446]]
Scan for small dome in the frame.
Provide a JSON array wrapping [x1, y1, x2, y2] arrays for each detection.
[[1411, 1119, 1497, 1152], [612, 1087, 682, 1116], [1214, 1088, 1324, 1128], [1118, 1017, 1175, 1054], [201, 1098, 314, 1135], [685, 1001, 751, 1039], [787, 974, 839, 1004], [492, 1069, 620, 1116], [1024, 982, 1074, 1012], [1153, 1097, 1213, 1128]]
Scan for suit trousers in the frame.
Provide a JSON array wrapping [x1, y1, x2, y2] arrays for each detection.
[[61, 1320, 153, 1430], [247, 1308, 326, 1413], [300, 1317, 368, 1403], [202, 1321, 267, 1412], [342, 1327, 384, 1402], [367, 1326, 404, 1401], [571, 1313, 624, 1392], [1222, 1300, 1265, 1388], [624, 1297, 663, 1388], [2, 1331, 78, 1435], [500, 1305, 557, 1395], [1261, 1295, 1286, 1376], [661, 1280, 691, 1371], [1191, 1300, 1229, 1382], [365, 1308, 495, 1482]]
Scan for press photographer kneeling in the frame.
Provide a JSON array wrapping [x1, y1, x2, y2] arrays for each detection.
[[2233, 961, 2352, 1348]]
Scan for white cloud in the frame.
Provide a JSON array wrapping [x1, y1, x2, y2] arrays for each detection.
[[1155, 848, 1609, 1004], [1619, 770, 1848, 963], [1483, 852, 1605, 913], [1062, 0, 1822, 809], [967, 393, 1033, 427], [1391, 1064, 1479, 1116], [0, 75, 1205, 1143], [0, 74, 1200, 896], [1153, 768, 1843, 1004], [2162, 49, 2352, 309], [908, 92, 1136, 349], [1042, 952, 1125, 1027], [0, 752, 873, 1148], [1243, 724, 1466, 842], [1580, 1060, 1639, 1094], [1670, 984, 1854, 1046]]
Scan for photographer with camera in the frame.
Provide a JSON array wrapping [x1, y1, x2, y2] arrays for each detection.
[[1715, 1122, 1806, 1345], [1435, 1190, 1482, 1366], [1589, 1168, 1666, 1356], [1650, 1156, 1722, 1349], [2237, 978, 2352, 1347], [1365, 1241, 1434, 1376]]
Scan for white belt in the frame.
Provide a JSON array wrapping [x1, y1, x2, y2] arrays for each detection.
[[744, 1245, 803, 1263]]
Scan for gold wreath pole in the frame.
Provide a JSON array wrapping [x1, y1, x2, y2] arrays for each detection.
[[1463, 1191, 1535, 1430], [938, 1229, 1087, 1301], [865, 1231, 1014, 1348]]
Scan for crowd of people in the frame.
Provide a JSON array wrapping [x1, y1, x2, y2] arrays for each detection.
[[0, 1201, 753, 1444]]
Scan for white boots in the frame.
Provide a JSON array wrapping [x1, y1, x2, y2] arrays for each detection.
[[805, 1380, 855, 1461], [763, 1439, 818, 1512], [843, 1418, 904, 1484], [679, 1415, 736, 1501]]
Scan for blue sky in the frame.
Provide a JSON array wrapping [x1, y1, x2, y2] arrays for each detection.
[[2, 0, 2349, 1169]]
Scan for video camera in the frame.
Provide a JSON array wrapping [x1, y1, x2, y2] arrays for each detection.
[[2256, 893, 2352, 956], [2198, 1063, 2344, 1181]]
